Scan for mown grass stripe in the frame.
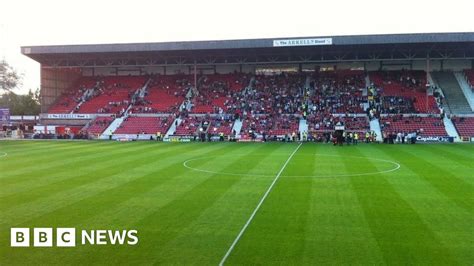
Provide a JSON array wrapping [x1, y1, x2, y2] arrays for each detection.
[[419, 144, 473, 166], [415, 144, 474, 183], [379, 145, 473, 214], [0, 142, 170, 191], [1, 142, 472, 265], [0, 143, 191, 210], [224, 143, 314, 265], [0, 141, 126, 177], [302, 145, 385, 265], [2, 143, 252, 264], [18, 143, 243, 231], [57, 143, 253, 228], [358, 145, 474, 264], [124, 144, 288, 265], [219, 143, 302, 266], [0, 141, 116, 168], [0, 143, 205, 227], [130, 144, 292, 264], [341, 146, 457, 265]]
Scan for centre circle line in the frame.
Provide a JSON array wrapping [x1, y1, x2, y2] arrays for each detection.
[[182, 153, 401, 178]]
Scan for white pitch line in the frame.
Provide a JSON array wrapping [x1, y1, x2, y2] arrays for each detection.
[[0, 152, 7, 158], [183, 154, 401, 178], [218, 142, 302, 266]]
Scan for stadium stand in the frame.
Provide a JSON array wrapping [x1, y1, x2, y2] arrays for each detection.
[[19, 33, 474, 142], [131, 75, 189, 113], [174, 116, 204, 136], [114, 116, 172, 135], [241, 73, 306, 115], [39, 69, 474, 142], [172, 115, 236, 137], [380, 115, 448, 137], [76, 76, 146, 114], [369, 71, 439, 113], [431, 72, 471, 113], [451, 117, 474, 138], [240, 114, 300, 138], [308, 114, 369, 132], [208, 116, 235, 136], [83, 116, 114, 136], [307, 70, 366, 114], [192, 73, 250, 114], [47, 77, 98, 113]]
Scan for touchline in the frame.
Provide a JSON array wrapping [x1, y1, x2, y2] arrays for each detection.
[[10, 228, 139, 247]]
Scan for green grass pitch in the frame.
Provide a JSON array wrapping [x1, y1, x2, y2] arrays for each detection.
[[0, 141, 473, 265]]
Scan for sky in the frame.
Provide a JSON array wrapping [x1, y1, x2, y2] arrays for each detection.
[[1, 0, 473, 94]]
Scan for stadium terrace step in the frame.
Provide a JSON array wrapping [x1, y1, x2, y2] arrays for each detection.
[[370, 118, 383, 142], [453, 72, 474, 111], [443, 116, 460, 141], [138, 78, 152, 98], [100, 117, 125, 139], [299, 119, 308, 136], [305, 76, 311, 89], [83, 116, 114, 138], [431, 72, 472, 114], [364, 74, 371, 93], [232, 119, 243, 137], [165, 118, 181, 138]]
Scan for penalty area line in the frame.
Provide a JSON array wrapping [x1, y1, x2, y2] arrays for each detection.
[[218, 142, 302, 266]]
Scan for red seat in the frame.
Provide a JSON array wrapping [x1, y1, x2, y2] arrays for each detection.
[[48, 77, 98, 113], [452, 117, 474, 138], [131, 75, 189, 113], [84, 116, 114, 135], [114, 116, 172, 134], [370, 71, 438, 113], [174, 117, 202, 136], [380, 116, 447, 137], [76, 76, 146, 114]]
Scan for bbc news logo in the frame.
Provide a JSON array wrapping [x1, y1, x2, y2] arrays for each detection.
[[11, 228, 138, 247]]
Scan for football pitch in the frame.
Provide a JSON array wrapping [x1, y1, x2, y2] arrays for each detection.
[[0, 141, 473, 265]]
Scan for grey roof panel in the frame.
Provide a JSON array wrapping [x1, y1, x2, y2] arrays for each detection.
[[22, 32, 474, 56]]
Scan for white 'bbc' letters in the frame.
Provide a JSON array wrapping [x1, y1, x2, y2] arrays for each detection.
[[11, 228, 30, 247], [34, 228, 53, 247], [57, 228, 76, 247]]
